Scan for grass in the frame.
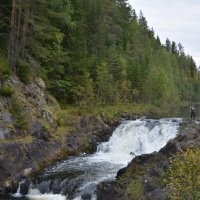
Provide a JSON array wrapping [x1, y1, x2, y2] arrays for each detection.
[[126, 179, 145, 200], [60, 102, 172, 121], [16, 59, 31, 84], [0, 53, 11, 81], [0, 85, 15, 97], [9, 95, 29, 130], [0, 135, 33, 144]]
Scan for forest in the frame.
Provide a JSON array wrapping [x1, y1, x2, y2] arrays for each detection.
[[0, 0, 199, 111], [1, 1, 200, 199]]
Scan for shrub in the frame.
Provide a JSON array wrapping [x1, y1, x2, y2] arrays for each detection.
[[0, 86, 14, 97], [0, 56, 11, 82], [10, 95, 29, 130], [16, 59, 31, 84], [164, 147, 200, 199], [126, 179, 146, 200]]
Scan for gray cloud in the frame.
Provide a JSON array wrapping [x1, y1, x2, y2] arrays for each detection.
[[129, 0, 200, 66]]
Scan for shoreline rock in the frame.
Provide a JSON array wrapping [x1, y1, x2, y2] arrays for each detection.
[[96, 120, 199, 200], [0, 114, 119, 195]]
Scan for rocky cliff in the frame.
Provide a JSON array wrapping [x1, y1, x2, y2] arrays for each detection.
[[0, 76, 117, 194]]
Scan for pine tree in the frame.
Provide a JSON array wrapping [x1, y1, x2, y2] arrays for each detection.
[[165, 38, 171, 51]]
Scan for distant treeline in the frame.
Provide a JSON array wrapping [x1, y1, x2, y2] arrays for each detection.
[[0, 0, 199, 106]]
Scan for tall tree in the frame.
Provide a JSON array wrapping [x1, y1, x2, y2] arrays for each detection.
[[165, 38, 171, 51]]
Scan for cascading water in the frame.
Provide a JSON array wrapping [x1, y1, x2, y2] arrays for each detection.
[[13, 118, 182, 200]]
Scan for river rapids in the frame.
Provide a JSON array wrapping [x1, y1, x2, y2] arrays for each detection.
[[12, 118, 182, 200]]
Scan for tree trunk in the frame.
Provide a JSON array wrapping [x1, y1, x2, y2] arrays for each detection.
[[8, 0, 17, 73]]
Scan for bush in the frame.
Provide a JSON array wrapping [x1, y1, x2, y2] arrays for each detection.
[[164, 147, 200, 199], [0, 56, 11, 82], [126, 179, 145, 200], [10, 95, 29, 130], [16, 59, 31, 84], [0, 86, 14, 97]]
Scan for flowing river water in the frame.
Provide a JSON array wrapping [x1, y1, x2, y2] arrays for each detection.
[[4, 118, 182, 200]]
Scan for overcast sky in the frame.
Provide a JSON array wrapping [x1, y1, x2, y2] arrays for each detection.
[[128, 0, 200, 66]]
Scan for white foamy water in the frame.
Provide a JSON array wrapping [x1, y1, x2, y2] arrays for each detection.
[[93, 119, 181, 165], [27, 189, 66, 200], [14, 118, 181, 200]]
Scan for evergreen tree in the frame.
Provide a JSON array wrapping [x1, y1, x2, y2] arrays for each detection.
[[165, 38, 171, 51], [171, 41, 177, 54], [0, 0, 199, 106]]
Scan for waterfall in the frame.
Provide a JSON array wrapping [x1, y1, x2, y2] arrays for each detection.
[[95, 118, 181, 164], [13, 118, 182, 200], [13, 181, 23, 198]]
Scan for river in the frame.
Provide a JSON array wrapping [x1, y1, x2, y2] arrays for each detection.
[[2, 118, 182, 200]]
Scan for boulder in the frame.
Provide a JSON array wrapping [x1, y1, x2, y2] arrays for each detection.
[[3, 180, 17, 193], [23, 168, 33, 178], [19, 180, 30, 196]]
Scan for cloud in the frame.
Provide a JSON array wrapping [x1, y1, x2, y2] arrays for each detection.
[[128, 0, 200, 66]]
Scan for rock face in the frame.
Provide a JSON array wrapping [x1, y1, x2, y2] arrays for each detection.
[[0, 140, 62, 192], [0, 76, 60, 140], [0, 114, 116, 194], [0, 112, 14, 139], [30, 120, 51, 141], [0, 76, 117, 195], [96, 120, 200, 200]]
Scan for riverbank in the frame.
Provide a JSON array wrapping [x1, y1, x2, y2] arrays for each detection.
[[96, 120, 200, 200], [0, 76, 120, 194], [0, 76, 193, 196], [0, 114, 120, 194], [2, 118, 182, 200]]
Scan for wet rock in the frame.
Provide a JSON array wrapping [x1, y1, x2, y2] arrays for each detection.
[[80, 183, 96, 200], [160, 140, 180, 155], [19, 180, 30, 196], [82, 194, 91, 200], [3, 180, 17, 193], [23, 168, 33, 178], [96, 181, 119, 200], [75, 116, 113, 147]]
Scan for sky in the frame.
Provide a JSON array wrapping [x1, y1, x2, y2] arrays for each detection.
[[128, 0, 200, 67]]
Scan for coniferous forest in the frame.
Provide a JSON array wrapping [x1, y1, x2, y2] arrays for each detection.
[[1, 1, 200, 199], [0, 0, 200, 111]]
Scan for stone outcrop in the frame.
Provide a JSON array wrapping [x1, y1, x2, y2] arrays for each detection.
[[0, 76, 118, 195], [0, 114, 116, 194], [0, 76, 60, 140]]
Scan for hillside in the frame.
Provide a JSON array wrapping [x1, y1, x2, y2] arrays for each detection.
[[0, 0, 200, 198]]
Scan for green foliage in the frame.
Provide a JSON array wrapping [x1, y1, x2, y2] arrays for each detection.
[[0, 86, 14, 97], [96, 62, 118, 104], [1, 0, 200, 107], [164, 147, 200, 200], [0, 55, 11, 82], [126, 179, 146, 200], [16, 59, 31, 84], [10, 95, 29, 130]]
